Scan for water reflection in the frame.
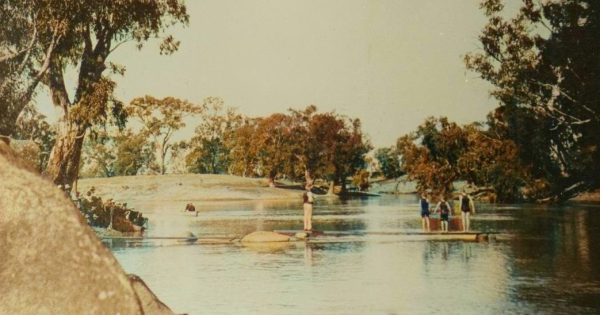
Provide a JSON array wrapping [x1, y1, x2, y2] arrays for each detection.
[[108, 196, 600, 314]]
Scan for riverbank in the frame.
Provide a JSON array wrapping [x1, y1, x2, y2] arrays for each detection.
[[78, 174, 303, 207], [572, 189, 600, 202]]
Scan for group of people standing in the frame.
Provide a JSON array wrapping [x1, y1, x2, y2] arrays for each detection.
[[419, 192, 476, 232], [302, 185, 476, 233]]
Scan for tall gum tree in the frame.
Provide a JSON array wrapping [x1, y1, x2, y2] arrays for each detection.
[[465, 0, 600, 201], [41, 1, 188, 187], [0, 0, 66, 139], [127, 96, 202, 175]]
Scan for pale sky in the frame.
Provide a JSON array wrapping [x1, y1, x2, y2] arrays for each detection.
[[36, 0, 497, 147]]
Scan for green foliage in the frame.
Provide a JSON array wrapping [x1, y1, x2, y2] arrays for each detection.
[[81, 128, 154, 177], [113, 130, 156, 176], [185, 97, 241, 174], [127, 95, 202, 174], [186, 137, 229, 174], [466, 0, 600, 201], [374, 147, 403, 179], [13, 104, 56, 171], [352, 170, 370, 192], [77, 187, 147, 232]]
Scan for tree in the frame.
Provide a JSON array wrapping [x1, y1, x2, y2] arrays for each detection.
[[397, 117, 526, 202], [81, 130, 115, 178], [326, 117, 372, 194], [465, 0, 600, 201], [186, 97, 241, 174], [0, 0, 63, 138], [374, 147, 403, 179], [127, 96, 201, 175], [253, 113, 297, 186], [81, 128, 154, 178], [397, 117, 465, 196], [112, 129, 155, 176], [18, 0, 191, 188], [226, 118, 259, 177], [13, 104, 56, 171]]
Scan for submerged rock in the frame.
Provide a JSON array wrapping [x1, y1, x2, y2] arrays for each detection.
[[241, 231, 290, 243], [0, 142, 179, 314], [295, 232, 309, 239]]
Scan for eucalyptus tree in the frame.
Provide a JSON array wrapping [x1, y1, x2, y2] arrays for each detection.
[[6, 0, 190, 187], [186, 97, 241, 174], [127, 96, 201, 175], [465, 0, 600, 201], [0, 0, 64, 138], [374, 147, 403, 179]]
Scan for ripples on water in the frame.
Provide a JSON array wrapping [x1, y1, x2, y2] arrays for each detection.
[[108, 195, 600, 315]]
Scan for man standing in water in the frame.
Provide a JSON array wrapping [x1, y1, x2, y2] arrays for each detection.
[[459, 192, 476, 231], [303, 184, 314, 232], [434, 196, 452, 232], [419, 193, 431, 231]]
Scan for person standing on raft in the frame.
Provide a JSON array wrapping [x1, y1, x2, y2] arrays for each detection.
[[434, 196, 452, 232], [303, 184, 315, 232], [419, 193, 431, 231], [459, 192, 476, 231]]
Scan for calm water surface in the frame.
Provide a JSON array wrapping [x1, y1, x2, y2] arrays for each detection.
[[107, 195, 600, 315]]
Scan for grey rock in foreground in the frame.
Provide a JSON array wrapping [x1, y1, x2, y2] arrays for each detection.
[[0, 142, 180, 315]]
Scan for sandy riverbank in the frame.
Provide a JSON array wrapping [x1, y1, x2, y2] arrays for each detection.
[[77, 174, 303, 209]]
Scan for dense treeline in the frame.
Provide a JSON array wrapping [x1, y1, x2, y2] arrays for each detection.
[[392, 0, 600, 202], [3, 0, 600, 202], [465, 0, 600, 202]]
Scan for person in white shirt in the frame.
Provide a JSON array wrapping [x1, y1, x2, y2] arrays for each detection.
[[303, 184, 314, 232]]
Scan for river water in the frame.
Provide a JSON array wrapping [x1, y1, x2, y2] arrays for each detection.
[[106, 195, 600, 315]]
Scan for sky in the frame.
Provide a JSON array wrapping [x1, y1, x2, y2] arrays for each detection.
[[36, 0, 497, 148]]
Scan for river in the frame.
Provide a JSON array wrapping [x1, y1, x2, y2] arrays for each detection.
[[106, 195, 600, 315]]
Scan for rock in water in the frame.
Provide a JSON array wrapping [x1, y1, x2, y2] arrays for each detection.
[[129, 275, 181, 315], [0, 142, 179, 314], [241, 231, 290, 243], [294, 232, 309, 239]]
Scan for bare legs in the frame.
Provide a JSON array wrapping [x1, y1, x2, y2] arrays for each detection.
[[421, 216, 430, 231], [461, 211, 470, 231], [303, 203, 313, 231], [440, 220, 448, 232]]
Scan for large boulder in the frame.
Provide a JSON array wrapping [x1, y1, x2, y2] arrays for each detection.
[[0, 142, 178, 314], [129, 275, 181, 315], [241, 231, 290, 243]]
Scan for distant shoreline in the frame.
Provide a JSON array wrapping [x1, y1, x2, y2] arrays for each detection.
[[77, 174, 600, 207], [77, 174, 304, 207]]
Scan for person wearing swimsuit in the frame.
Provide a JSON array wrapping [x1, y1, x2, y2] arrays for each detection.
[[434, 196, 452, 232], [419, 194, 431, 231], [459, 192, 476, 231], [303, 185, 314, 231]]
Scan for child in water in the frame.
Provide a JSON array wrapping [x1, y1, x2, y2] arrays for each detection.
[[434, 196, 452, 232], [419, 193, 431, 231]]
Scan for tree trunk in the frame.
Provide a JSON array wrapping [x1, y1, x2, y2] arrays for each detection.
[[339, 176, 347, 195], [327, 180, 335, 195], [45, 122, 86, 188], [268, 170, 277, 188]]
